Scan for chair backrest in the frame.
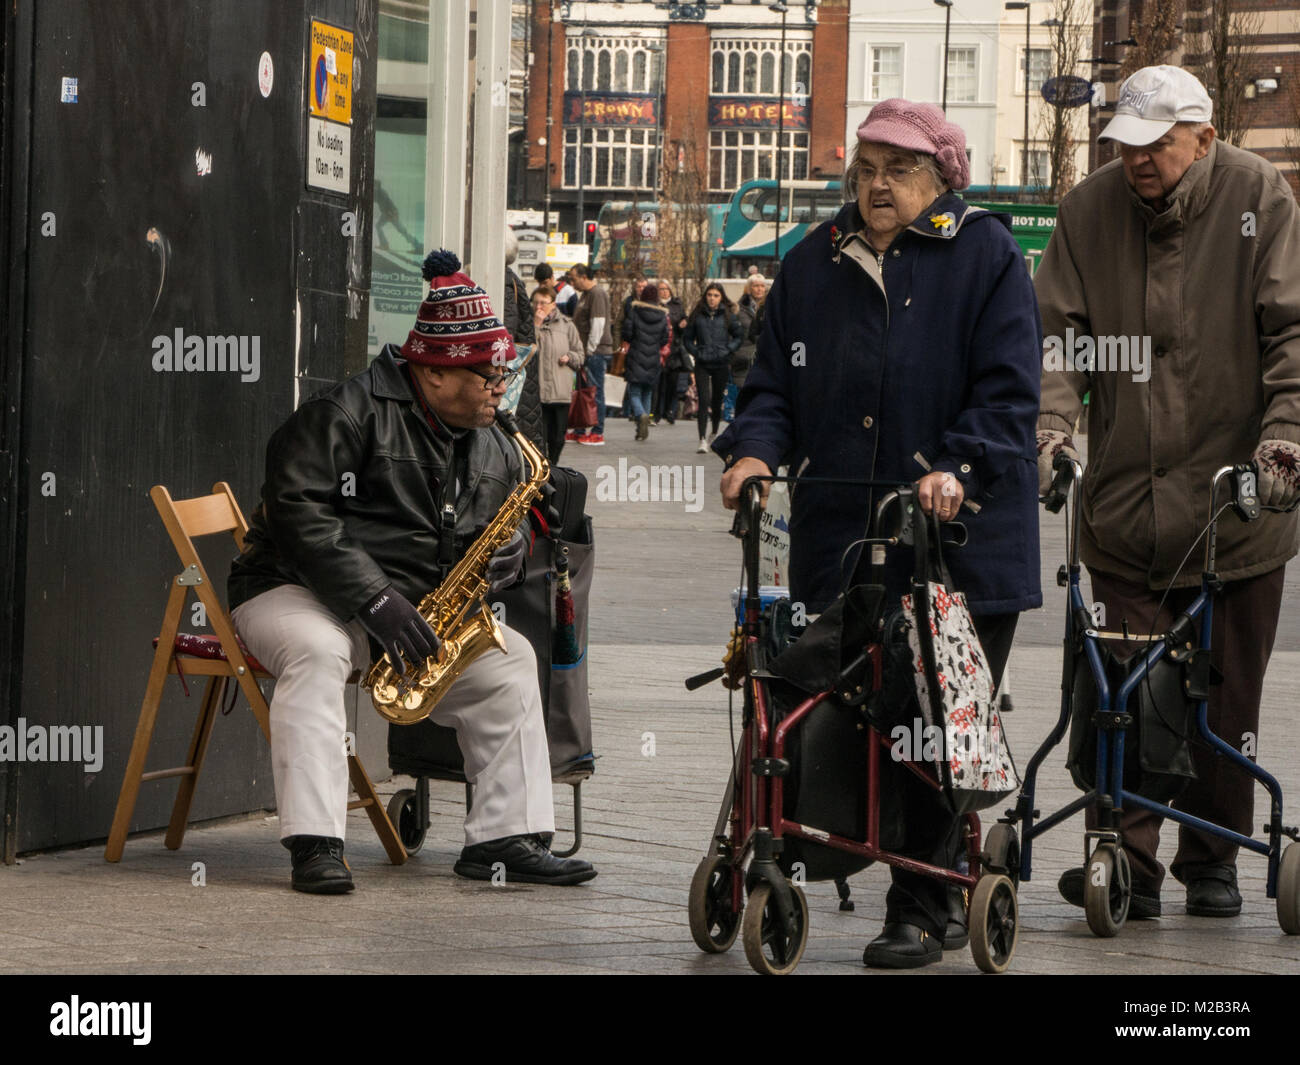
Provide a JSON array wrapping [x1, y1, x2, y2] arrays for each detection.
[[152, 482, 251, 571]]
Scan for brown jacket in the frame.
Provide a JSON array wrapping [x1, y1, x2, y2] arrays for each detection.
[[533, 309, 584, 404], [1036, 140, 1300, 588]]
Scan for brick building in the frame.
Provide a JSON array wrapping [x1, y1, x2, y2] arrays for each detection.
[[1087, 0, 1300, 191], [524, 0, 850, 237]]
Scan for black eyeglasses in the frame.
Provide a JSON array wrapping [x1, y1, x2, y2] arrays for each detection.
[[467, 365, 520, 390]]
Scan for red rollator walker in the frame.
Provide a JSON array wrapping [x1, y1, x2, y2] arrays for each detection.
[[686, 475, 1020, 975]]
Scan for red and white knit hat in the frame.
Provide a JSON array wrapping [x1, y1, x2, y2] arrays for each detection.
[[400, 249, 516, 368]]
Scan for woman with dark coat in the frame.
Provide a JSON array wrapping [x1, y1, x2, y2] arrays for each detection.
[[653, 280, 688, 425], [715, 100, 1042, 970], [683, 282, 743, 452], [620, 283, 670, 441]]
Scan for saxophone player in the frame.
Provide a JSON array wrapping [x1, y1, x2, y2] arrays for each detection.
[[228, 250, 596, 894]]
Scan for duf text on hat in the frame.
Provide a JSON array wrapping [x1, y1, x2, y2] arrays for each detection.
[[400, 249, 515, 368], [1100, 65, 1213, 146]]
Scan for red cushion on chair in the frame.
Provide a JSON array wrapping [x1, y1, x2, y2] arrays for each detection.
[[152, 632, 269, 674]]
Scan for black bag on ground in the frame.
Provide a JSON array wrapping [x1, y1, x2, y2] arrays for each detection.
[[1065, 645, 1197, 804]]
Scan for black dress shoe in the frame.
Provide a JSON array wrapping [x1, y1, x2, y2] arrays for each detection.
[[1182, 864, 1241, 917], [286, 835, 354, 895], [862, 922, 942, 969], [1058, 866, 1160, 919], [454, 834, 597, 885], [944, 885, 969, 951]]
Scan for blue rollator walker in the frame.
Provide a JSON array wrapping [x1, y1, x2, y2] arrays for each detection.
[[985, 453, 1300, 937]]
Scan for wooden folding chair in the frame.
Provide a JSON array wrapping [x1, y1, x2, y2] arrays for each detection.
[[105, 482, 406, 865]]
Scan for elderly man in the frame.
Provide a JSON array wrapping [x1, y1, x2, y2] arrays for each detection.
[[229, 250, 596, 893], [1035, 66, 1300, 919]]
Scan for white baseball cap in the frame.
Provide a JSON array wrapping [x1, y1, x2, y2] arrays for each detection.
[[1099, 65, 1213, 145]]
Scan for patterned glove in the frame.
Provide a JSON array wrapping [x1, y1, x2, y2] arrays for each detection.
[[486, 529, 528, 592], [1036, 429, 1080, 498], [1253, 439, 1300, 508]]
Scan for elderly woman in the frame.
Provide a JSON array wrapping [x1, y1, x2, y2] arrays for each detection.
[[531, 287, 584, 464], [714, 100, 1042, 969], [733, 274, 768, 392]]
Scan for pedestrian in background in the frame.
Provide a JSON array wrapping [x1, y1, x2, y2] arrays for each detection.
[[621, 282, 670, 441], [684, 282, 742, 453], [654, 279, 688, 425], [734, 273, 768, 393], [571, 263, 614, 445], [531, 287, 584, 465]]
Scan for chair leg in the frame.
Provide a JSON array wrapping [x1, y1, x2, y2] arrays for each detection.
[[164, 677, 225, 851], [551, 781, 584, 858], [347, 754, 407, 865], [105, 644, 178, 862]]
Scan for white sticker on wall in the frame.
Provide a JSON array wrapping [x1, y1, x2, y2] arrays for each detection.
[[324, 47, 337, 76], [195, 148, 212, 177], [258, 52, 274, 98], [61, 77, 78, 103]]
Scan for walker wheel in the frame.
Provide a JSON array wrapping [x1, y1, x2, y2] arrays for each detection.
[[983, 823, 1021, 887], [741, 881, 808, 976], [688, 855, 741, 953], [1084, 843, 1130, 938], [969, 874, 1018, 973], [1277, 842, 1300, 934], [386, 789, 425, 855]]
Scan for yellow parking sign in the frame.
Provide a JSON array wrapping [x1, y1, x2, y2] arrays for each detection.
[[309, 21, 353, 124]]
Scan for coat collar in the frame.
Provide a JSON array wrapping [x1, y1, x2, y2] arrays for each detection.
[[372, 344, 460, 443], [830, 193, 986, 258]]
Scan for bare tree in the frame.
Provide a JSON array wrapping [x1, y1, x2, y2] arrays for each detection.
[[1188, 0, 1264, 147], [1036, 0, 1089, 202], [655, 116, 714, 310], [1121, 0, 1186, 77]]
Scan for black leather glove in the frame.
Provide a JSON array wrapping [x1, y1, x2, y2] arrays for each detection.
[[360, 585, 439, 671], [486, 529, 528, 592]]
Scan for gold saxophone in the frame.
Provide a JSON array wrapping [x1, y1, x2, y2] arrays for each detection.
[[365, 409, 550, 725]]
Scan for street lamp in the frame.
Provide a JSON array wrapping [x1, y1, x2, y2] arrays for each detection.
[[1005, 2, 1030, 199], [645, 41, 666, 200], [769, 1, 788, 272], [542, 7, 555, 240], [575, 27, 599, 242], [934, 1, 953, 112]]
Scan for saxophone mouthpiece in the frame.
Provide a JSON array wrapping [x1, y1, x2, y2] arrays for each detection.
[[495, 409, 520, 436]]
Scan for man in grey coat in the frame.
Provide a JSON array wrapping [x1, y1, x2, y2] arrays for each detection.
[[1035, 66, 1300, 919]]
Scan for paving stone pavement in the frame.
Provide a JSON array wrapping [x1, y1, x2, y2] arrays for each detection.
[[3, 414, 1299, 977]]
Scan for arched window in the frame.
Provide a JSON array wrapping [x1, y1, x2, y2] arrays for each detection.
[[567, 48, 580, 91], [743, 52, 757, 93], [712, 51, 725, 93], [795, 53, 811, 97], [633, 50, 647, 91], [581, 50, 594, 92], [597, 49, 612, 91], [727, 51, 740, 93], [614, 50, 629, 92], [760, 51, 775, 94]]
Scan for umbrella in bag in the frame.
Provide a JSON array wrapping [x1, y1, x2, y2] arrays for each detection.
[[553, 545, 582, 665]]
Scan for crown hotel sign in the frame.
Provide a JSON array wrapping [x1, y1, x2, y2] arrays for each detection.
[[563, 92, 658, 126]]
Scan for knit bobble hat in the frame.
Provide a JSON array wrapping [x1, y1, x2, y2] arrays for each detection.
[[399, 249, 516, 368], [855, 99, 971, 191]]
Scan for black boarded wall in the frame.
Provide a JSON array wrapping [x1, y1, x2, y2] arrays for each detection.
[[6, 0, 377, 852]]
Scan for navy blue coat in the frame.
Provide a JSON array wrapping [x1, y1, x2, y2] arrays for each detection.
[[713, 196, 1043, 615]]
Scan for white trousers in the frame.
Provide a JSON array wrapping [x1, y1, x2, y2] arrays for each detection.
[[232, 583, 555, 845]]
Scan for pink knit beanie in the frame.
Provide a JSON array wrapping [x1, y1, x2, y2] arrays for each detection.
[[855, 99, 970, 191]]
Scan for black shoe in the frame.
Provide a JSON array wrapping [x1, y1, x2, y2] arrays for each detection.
[[454, 834, 597, 885], [862, 922, 942, 969], [1058, 866, 1161, 919], [944, 885, 969, 950], [286, 835, 354, 895], [1182, 864, 1241, 917]]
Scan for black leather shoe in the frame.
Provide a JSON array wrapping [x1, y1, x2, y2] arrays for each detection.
[[1182, 864, 1241, 917], [1058, 865, 1160, 919], [286, 835, 354, 895], [944, 886, 969, 951], [862, 922, 942, 969], [454, 834, 597, 885]]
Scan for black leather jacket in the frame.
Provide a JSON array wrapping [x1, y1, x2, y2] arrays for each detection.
[[228, 345, 524, 620]]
